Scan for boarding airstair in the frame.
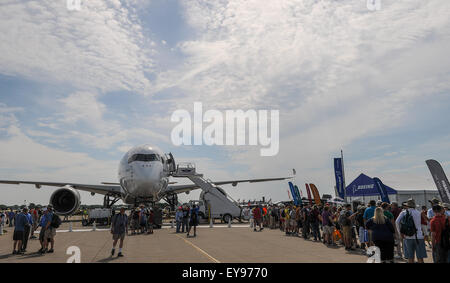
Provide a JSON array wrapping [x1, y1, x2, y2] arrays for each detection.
[[172, 163, 242, 222]]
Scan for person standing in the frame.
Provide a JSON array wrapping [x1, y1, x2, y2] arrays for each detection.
[[187, 205, 199, 237], [130, 208, 139, 235], [175, 206, 183, 233], [21, 208, 32, 252], [427, 198, 441, 219], [302, 204, 311, 239], [340, 204, 354, 250], [111, 207, 128, 257], [310, 205, 322, 242], [0, 210, 5, 236], [430, 204, 448, 263], [321, 206, 334, 246], [182, 205, 190, 233], [420, 206, 431, 247], [354, 206, 367, 251], [395, 199, 427, 263], [295, 205, 302, 236], [390, 201, 403, 259], [12, 208, 28, 254], [253, 205, 263, 232], [366, 207, 395, 263], [42, 205, 58, 254], [364, 200, 377, 246], [30, 206, 39, 239], [8, 210, 15, 227], [138, 205, 147, 234]]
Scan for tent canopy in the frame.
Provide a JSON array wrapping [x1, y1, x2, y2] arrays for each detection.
[[345, 173, 397, 197]]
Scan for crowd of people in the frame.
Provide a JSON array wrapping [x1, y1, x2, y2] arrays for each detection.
[[175, 204, 199, 237], [247, 197, 450, 263], [0, 204, 61, 255], [3, 198, 449, 262]]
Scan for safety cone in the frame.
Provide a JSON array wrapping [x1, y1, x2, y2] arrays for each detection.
[[209, 217, 213, 228]]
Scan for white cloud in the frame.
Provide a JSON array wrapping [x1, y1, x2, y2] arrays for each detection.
[[0, 0, 153, 93]]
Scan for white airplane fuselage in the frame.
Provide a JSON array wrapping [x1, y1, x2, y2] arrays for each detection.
[[118, 145, 170, 204]]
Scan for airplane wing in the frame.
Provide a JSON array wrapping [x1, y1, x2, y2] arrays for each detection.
[[163, 176, 292, 195], [0, 180, 123, 196], [214, 177, 292, 186]]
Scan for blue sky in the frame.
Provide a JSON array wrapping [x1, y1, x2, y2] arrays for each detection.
[[0, 0, 450, 205]]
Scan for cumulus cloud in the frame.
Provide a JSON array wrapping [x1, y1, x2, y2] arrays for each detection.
[[1, 0, 450, 204], [0, 0, 153, 93]]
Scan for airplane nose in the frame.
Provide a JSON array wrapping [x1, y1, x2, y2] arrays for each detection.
[[131, 163, 162, 195]]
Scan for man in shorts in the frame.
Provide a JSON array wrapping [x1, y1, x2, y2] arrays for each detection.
[[111, 207, 128, 257], [321, 206, 334, 245], [12, 208, 28, 254], [40, 205, 56, 254], [395, 199, 427, 263]]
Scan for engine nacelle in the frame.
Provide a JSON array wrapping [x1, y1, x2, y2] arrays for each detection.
[[49, 186, 81, 216]]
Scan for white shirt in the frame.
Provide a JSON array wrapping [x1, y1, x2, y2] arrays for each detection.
[[395, 208, 424, 240]]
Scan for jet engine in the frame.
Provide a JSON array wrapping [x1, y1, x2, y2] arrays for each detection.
[[49, 186, 81, 215]]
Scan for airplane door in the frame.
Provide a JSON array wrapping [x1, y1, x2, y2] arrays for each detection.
[[165, 152, 176, 174]]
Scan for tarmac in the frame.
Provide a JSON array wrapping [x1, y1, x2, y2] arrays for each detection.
[[0, 221, 433, 263]]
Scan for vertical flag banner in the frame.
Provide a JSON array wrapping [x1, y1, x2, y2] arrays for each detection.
[[287, 189, 292, 201], [426, 159, 450, 203], [334, 158, 345, 199], [373, 177, 390, 203], [294, 185, 303, 205], [305, 183, 313, 205], [288, 182, 299, 205], [309, 184, 321, 205]]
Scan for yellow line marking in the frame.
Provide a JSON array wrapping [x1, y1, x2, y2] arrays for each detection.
[[175, 234, 220, 263]]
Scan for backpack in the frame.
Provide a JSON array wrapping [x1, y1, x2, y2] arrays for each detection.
[[441, 218, 450, 251], [400, 210, 417, 237], [281, 210, 286, 218], [51, 214, 62, 228]]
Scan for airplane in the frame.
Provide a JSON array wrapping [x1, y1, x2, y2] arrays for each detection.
[[0, 144, 292, 218]]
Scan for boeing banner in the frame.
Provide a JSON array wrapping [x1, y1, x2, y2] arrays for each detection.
[[334, 158, 345, 199], [373, 177, 390, 203], [294, 185, 302, 205], [426, 159, 450, 203], [288, 182, 300, 206]]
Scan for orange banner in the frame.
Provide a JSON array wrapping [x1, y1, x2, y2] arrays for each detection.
[[309, 183, 321, 205]]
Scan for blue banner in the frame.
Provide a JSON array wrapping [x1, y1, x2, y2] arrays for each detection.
[[334, 158, 345, 199], [294, 185, 302, 205], [373, 177, 390, 203], [288, 182, 299, 206]]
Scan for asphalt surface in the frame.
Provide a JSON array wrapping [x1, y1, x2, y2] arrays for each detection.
[[0, 224, 433, 263]]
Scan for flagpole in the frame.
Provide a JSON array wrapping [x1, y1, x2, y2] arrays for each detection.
[[341, 149, 347, 203]]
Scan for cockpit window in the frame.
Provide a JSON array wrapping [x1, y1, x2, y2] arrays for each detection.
[[128, 154, 160, 163]]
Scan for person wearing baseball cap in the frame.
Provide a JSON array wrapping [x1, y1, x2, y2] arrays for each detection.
[[427, 197, 442, 220], [395, 199, 427, 263]]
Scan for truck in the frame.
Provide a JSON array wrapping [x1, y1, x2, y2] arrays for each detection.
[[82, 208, 111, 226], [188, 186, 243, 223]]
